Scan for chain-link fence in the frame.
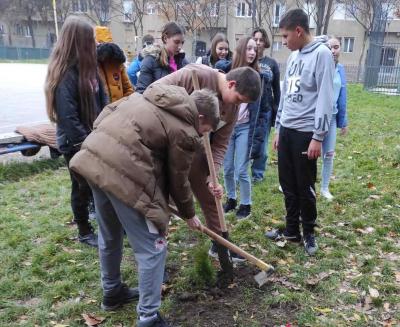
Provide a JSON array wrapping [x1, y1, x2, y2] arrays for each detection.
[[364, 42, 400, 95], [0, 46, 50, 60]]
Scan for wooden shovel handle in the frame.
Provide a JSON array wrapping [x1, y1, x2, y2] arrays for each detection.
[[199, 224, 274, 272], [203, 131, 227, 232], [191, 70, 227, 232]]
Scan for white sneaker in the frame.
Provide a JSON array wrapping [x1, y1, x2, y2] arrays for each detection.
[[321, 189, 334, 201], [278, 185, 283, 193]]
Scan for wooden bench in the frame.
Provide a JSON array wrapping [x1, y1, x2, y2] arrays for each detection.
[[0, 132, 43, 156]]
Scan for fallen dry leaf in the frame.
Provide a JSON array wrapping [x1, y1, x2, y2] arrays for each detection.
[[363, 296, 373, 311], [314, 307, 332, 314], [369, 287, 379, 298], [395, 271, 400, 283], [356, 227, 375, 235], [276, 239, 287, 248], [306, 271, 332, 286], [227, 283, 238, 289], [82, 313, 105, 326], [367, 182, 376, 190], [233, 311, 239, 322]]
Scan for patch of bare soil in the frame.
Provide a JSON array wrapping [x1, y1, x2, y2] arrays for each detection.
[[167, 265, 299, 327]]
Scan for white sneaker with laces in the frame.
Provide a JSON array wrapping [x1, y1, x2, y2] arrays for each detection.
[[321, 189, 334, 201]]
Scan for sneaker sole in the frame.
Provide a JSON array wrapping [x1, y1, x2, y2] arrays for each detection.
[[101, 295, 139, 311], [303, 243, 318, 256], [236, 213, 251, 220], [231, 256, 246, 263], [101, 303, 123, 311], [208, 249, 219, 259], [265, 232, 302, 243], [209, 250, 246, 263]]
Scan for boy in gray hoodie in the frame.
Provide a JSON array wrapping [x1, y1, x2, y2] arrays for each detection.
[[266, 9, 334, 255]]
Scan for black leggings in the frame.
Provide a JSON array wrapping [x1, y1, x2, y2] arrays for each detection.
[[64, 152, 93, 235]]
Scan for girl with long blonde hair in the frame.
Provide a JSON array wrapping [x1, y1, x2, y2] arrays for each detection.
[[45, 16, 108, 247], [222, 36, 259, 220]]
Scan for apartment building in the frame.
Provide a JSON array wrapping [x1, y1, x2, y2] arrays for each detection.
[[1, 0, 399, 67]]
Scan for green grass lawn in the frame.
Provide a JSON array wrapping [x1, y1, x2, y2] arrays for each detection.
[[0, 85, 399, 327]]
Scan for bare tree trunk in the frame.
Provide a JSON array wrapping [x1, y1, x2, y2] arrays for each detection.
[[27, 16, 36, 48], [315, 0, 325, 35], [270, 34, 275, 57], [7, 22, 13, 46], [357, 31, 367, 82], [323, 0, 333, 34]]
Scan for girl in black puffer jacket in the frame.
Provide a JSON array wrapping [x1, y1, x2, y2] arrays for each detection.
[[136, 22, 188, 93], [45, 16, 108, 247]]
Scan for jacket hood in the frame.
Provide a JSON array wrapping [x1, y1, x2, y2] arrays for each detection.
[[142, 44, 186, 61], [97, 42, 126, 64], [143, 84, 198, 128], [95, 26, 113, 43], [300, 35, 329, 54], [142, 44, 162, 59]]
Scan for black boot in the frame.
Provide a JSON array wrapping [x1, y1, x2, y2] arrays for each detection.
[[77, 223, 98, 248]]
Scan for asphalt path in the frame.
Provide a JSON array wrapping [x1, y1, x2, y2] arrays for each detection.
[[0, 63, 49, 134]]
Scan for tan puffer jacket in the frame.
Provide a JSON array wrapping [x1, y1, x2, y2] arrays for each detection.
[[70, 84, 201, 233]]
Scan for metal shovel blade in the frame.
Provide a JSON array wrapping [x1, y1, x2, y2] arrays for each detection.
[[254, 267, 275, 287]]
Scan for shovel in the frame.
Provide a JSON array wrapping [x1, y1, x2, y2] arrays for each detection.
[[169, 205, 275, 287], [191, 70, 233, 281], [190, 70, 274, 286]]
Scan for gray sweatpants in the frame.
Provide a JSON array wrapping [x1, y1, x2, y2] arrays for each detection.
[[91, 185, 167, 317]]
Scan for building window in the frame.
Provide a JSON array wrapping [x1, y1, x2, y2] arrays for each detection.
[[72, 0, 88, 13], [0, 24, 5, 34], [343, 37, 354, 53], [209, 3, 218, 17], [15, 24, 31, 37], [236, 1, 252, 17], [273, 3, 285, 27], [123, 1, 133, 22], [147, 3, 156, 15], [273, 41, 282, 51]]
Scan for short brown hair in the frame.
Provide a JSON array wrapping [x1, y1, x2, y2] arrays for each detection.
[[252, 27, 270, 49], [231, 36, 259, 71], [190, 89, 220, 130], [226, 67, 261, 102], [142, 34, 154, 47], [279, 9, 310, 33]]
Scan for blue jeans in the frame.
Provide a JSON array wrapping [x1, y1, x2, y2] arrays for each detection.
[[223, 122, 251, 205], [251, 110, 272, 181], [321, 114, 337, 191]]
